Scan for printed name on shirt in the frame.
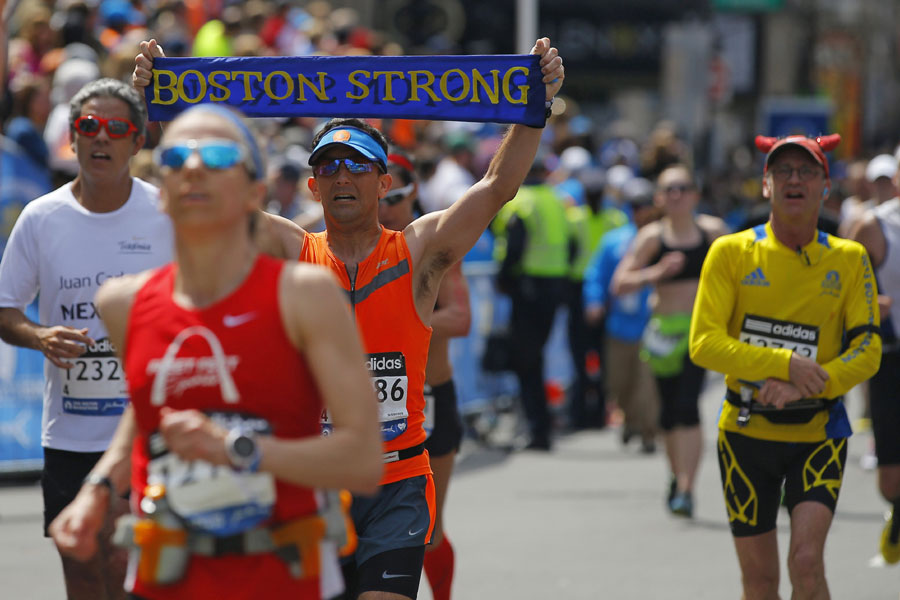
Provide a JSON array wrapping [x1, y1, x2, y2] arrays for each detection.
[[59, 271, 125, 291], [147, 354, 241, 399], [60, 301, 98, 321]]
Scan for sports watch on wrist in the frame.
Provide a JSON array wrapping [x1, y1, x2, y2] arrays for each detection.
[[225, 427, 262, 472], [82, 473, 116, 496]]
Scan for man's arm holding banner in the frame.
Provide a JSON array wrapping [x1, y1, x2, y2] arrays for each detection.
[[404, 38, 562, 271]]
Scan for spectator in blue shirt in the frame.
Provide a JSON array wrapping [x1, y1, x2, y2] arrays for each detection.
[[583, 177, 660, 452]]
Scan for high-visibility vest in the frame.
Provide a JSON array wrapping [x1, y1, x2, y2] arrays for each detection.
[[567, 204, 628, 280], [493, 184, 569, 278]]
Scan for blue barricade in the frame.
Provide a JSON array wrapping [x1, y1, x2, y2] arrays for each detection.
[[0, 302, 45, 473]]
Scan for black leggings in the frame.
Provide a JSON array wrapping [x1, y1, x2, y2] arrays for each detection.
[[655, 357, 705, 431]]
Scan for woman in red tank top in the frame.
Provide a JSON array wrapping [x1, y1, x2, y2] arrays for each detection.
[[48, 105, 382, 600]]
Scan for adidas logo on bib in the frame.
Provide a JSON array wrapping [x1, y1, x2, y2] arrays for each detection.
[[741, 268, 770, 287]]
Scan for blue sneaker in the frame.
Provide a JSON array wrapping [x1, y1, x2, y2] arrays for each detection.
[[669, 491, 694, 518]]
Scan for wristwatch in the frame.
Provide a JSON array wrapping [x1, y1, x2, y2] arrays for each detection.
[[82, 473, 116, 496], [225, 427, 262, 472]]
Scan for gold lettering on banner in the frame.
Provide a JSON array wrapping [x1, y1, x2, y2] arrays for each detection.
[[439, 69, 470, 102], [264, 71, 293, 101], [502, 66, 529, 105], [208, 71, 231, 101], [150, 63, 531, 110], [177, 70, 206, 103], [372, 71, 406, 101], [296, 73, 329, 101], [232, 71, 263, 101], [347, 70, 370, 100], [408, 71, 441, 103], [151, 69, 178, 105], [471, 69, 501, 104]]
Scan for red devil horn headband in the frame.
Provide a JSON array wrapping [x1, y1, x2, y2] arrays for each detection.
[[815, 134, 841, 151], [754, 136, 777, 153], [754, 134, 842, 153]]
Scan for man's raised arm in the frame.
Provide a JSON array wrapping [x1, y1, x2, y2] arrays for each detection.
[[408, 37, 564, 265]]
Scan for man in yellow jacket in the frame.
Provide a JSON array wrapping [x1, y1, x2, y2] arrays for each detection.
[[689, 134, 881, 600]]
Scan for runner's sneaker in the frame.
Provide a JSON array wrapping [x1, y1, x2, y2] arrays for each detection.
[[669, 491, 693, 518], [881, 509, 900, 565], [666, 476, 676, 507]]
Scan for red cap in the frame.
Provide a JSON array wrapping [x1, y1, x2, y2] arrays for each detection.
[[387, 153, 415, 174], [755, 134, 841, 178]]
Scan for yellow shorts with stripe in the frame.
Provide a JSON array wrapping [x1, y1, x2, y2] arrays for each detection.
[[716, 429, 847, 537]]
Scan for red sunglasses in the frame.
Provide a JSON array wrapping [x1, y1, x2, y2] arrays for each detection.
[[73, 115, 138, 139]]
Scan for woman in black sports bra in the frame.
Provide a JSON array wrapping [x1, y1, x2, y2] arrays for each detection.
[[644, 227, 712, 281], [612, 164, 729, 518]]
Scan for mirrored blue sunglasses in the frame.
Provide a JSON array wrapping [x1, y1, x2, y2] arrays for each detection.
[[313, 157, 377, 177], [154, 139, 251, 173]]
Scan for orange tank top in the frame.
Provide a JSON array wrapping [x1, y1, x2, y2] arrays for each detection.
[[300, 228, 432, 485]]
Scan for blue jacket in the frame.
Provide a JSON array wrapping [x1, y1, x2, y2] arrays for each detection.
[[582, 223, 652, 343]]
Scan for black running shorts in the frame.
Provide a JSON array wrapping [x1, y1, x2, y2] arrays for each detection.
[[717, 429, 847, 537]]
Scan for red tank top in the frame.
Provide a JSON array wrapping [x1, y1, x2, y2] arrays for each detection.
[[125, 254, 322, 599], [300, 228, 432, 485]]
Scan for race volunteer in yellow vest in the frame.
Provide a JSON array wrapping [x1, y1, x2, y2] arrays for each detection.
[[492, 158, 570, 450]]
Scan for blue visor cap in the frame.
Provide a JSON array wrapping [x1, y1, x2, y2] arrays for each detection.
[[308, 127, 388, 172]]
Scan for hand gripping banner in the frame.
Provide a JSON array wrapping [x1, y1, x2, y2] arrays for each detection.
[[145, 55, 547, 127]]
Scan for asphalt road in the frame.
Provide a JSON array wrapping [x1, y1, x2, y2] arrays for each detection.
[[1, 375, 897, 599]]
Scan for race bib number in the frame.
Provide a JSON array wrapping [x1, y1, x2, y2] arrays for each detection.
[[739, 314, 819, 360], [369, 352, 409, 441], [321, 352, 410, 441], [642, 322, 679, 358], [61, 338, 128, 416], [146, 412, 276, 536], [423, 384, 435, 439]]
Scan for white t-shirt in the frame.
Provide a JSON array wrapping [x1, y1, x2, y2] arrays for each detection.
[[0, 178, 173, 451], [420, 157, 474, 213], [873, 198, 900, 337]]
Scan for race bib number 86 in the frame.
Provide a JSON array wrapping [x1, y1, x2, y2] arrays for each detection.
[[321, 352, 410, 441]]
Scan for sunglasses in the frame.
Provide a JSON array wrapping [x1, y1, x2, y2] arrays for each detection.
[[313, 158, 378, 177], [154, 139, 250, 173], [770, 165, 823, 182], [661, 183, 695, 195], [73, 115, 138, 139], [380, 183, 415, 206]]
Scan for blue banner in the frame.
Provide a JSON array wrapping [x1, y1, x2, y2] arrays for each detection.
[[146, 55, 547, 126]]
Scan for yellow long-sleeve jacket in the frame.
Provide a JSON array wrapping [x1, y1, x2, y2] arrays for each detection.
[[689, 222, 881, 442]]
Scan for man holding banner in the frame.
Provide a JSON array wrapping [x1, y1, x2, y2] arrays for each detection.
[[133, 37, 564, 599]]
